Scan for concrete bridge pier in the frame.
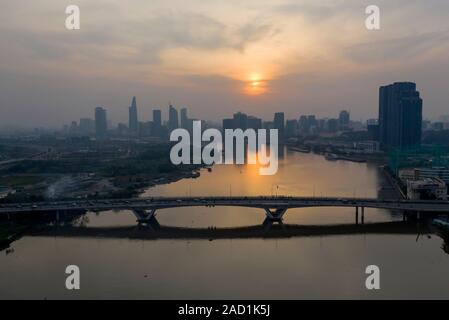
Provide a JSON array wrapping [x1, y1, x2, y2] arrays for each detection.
[[262, 217, 274, 231], [262, 217, 286, 231], [133, 209, 158, 224], [264, 207, 287, 222], [355, 207, 359, 225], [361, 207, 365, 224]]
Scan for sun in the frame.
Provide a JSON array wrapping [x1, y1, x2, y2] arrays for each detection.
[[244, 73, 268, 96]]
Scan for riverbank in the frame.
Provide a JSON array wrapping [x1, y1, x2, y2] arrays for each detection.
[[0, 223, 26, 251]]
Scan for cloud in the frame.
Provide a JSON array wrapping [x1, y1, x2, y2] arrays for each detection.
[[2, 10, 276, 66], [344, 30, 449, 64]]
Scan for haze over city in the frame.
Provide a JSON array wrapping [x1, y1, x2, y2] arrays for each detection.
[[1, 0, 449, 127], [3, 0, 449, 303]]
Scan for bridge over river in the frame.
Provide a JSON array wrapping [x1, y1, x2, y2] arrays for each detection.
[[1, 196, 449, 224]]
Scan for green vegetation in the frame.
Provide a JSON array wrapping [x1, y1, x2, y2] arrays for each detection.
[[0, 223, 27, 248], [0, 226, 8, 240], [0, 144, 38, 161], [0, 175, 42, 187], [0, 141, 202, 202]]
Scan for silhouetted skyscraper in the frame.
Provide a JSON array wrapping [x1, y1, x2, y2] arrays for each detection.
[[222, 118, 234, 131], [152, 109, 162, 137], [180, 108, 188, 129], [274, 112, 285, 139], [285, 119, 298, 137], [128, 96, 138, 133], [247, 116, 262, 130], [379, 82, 422, 149], [339, 110, 350, 130], [233, 112, 248, 130], [168, 104, 179, 130], [95, 107, 107, 139], [298, 115, 308, 134], [153, 109, 161, 127]]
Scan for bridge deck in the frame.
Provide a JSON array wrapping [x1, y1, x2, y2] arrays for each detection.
[[1, 196, 449, 215]]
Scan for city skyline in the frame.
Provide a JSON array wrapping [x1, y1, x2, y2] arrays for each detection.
[[1, 1, 449, 127], [52, 82, 426, 130], [2, 0, 449, 303]]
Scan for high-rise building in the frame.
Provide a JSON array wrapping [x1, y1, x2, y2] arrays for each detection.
[[117, 123, 128, 136], [307, 115, 317, 130], [152, 109, 162, 126], [180, 108, 188, 129], [233, 112, 248, 130], [298, 115, 308, 134], [222, 118, 234, 131], [168, 104, 179, 130], [95, 107, 107, 139], [69, 121, 78, 135], [273, 112, 285, 139], [379, 82, 423, 149], [79, 118, 95, 135], [151, 109, 162, 137], [285, 119, 298, 137], [327, 118, 339, 133], [339, 110, 350, 130], [367, 119, 379, 141], [128, 96, 139, 133], [247, 116, 262, 130]]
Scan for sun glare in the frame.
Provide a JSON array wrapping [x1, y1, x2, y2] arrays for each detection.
[[244, 73, 269, 96]]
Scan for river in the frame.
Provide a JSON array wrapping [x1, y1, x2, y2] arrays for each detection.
[[1, 150, 449, 299]]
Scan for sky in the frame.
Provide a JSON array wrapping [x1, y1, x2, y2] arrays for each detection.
[[0, 0, 449, 128]]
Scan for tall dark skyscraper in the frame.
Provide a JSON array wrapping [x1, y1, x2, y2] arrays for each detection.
[[233, 112, 248, 130], [152, 109, 162, 137], [274, 112, 285, 139], [247, 116, 262, 130], [95, 107, 107, 139], [180, 108, 188, 129], [128, 96, 139, 133], [153, 109, 162, 127], [378, 82, 423, 150], [339, 110, 350, 130], [168, 104, 179, 130], [222, 118, 234, 131]]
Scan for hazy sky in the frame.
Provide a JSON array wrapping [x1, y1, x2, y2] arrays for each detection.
[[1, 0, 449, 127]]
